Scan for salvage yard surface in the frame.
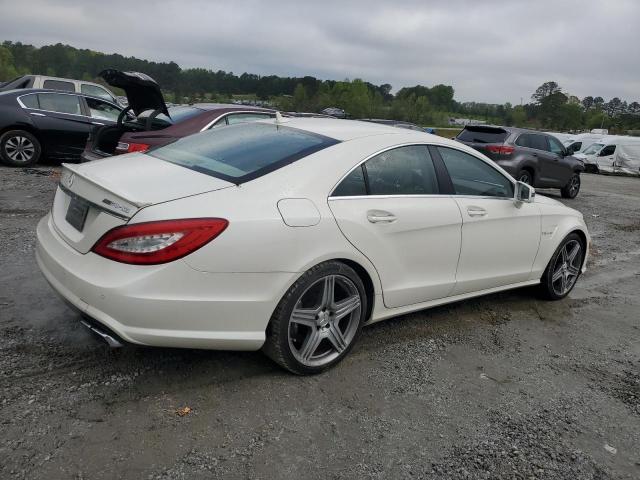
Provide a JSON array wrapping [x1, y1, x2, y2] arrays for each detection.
[[1, 168, 639, 479]]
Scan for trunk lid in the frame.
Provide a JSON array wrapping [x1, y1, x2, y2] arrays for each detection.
[[52, 153, 234, 253], [99, 69, 168, 117]]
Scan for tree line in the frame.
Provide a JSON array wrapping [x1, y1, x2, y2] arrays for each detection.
[[1, 41, 638, 132]]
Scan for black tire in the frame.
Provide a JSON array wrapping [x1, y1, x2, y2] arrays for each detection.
[[263, 261, 368, 375], [0, 130, 42, 167], [560, 173, 581, 199], [539, 233, 585, 300], [517, 169, 533, 185]]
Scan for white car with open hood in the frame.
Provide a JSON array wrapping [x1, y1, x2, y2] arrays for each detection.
[[36, 117, 590, 374]]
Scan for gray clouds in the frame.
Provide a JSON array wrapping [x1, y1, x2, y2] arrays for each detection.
[[0, 0, 638, 103]]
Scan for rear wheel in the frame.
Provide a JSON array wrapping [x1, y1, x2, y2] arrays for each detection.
[[517, 169, 533, 185], [263, 261, 367, 374], [539, 233, 584, 300], [0, 130, 42, 167], [561, 173, 581, 199]]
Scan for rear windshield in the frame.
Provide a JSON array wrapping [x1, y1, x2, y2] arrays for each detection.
[[128, 106, 203, 129], [150, 122, 339, 183], [457, 126, 509, 144]]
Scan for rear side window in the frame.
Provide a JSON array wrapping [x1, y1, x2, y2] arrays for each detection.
[[457, 127, 508, 144], [81, 84, 113, 101], [151, 123, 339, 183], [366, 146, 438, 195], [37, 93, 82, 115], [86, 97, 120, 121], [42, 80, 75, 92], [438, 147, 514, 198], [530, 134, 549, 151], [19, 94, 39, 109], [332, 145, 439, 196]]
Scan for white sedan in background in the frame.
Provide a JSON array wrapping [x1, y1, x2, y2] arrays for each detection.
[[36, 117, 589, 374]]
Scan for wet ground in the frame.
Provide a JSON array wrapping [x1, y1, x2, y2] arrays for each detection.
[[1, 168, 639, 479]]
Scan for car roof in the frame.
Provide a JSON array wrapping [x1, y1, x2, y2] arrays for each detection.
[[189, 103, 274, 112], [0, 88, 121, 106], [255, 117, 435, 142]]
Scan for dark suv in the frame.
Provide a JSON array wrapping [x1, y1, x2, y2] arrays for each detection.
[[455, 126, 584, 198]]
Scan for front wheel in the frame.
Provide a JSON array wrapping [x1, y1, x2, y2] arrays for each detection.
[[561, 173, 581, 199], [263, 261, 367, 374], [0, 130, 42, 167], [517, 169, 533, 185], [539, 233, 585, 300]]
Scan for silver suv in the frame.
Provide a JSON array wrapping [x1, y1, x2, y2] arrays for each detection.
[[0, 74, 121, 105]]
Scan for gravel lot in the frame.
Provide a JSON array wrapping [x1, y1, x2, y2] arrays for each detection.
[[1, 168, 639, 479]]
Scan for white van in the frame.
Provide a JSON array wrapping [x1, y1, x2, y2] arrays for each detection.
[[563, 133, 608, 154], [579, 136, 640, 175]]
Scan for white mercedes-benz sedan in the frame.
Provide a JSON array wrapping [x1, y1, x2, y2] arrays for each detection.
[[36, 117, 589, 374]]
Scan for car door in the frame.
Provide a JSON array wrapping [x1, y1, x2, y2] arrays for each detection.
[[82, 96, 121, 127], [328, 145, 462, 308], [546, 135, 574, 185], [434, 146, 541, 295], [595, 144, 616, 171], [27, 92, 92, 160], [531, 134, 564, 187]]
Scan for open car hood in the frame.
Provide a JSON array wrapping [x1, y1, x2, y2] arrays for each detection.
[[99, 69, 168, 117]]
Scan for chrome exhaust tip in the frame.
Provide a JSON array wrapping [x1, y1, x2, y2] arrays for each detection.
[[80, 319, 124, 348]]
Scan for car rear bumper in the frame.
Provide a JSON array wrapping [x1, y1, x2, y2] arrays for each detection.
[[36, 213, 293, 350]]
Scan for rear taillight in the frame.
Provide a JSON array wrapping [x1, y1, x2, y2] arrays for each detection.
[[92, 218, 228, 265], [485, 145, 514, 155], [115, 142, 150, 154]]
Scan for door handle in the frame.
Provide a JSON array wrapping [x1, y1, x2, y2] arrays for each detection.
[[367, 210, 397, 223], [466, 206, 487, 217]]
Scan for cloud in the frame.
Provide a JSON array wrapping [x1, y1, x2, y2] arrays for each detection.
[[0, 0, 638, 103]]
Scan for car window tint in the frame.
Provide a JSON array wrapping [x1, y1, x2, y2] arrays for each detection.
[[438, 146, 514, 198], [332, 165, 367, 196], [42, 79, 75, 92], [530, 134, 549, 151], [600, 145, 616, 156], [457, 127, 508, 144], [226, 113, 272, 125], [515, 134, 531, 148], [81, 84, 113, 101], [86, 97, 120, 121], [151, 123, 339, 183], [37, 93, 82, 115], [548, 136, 564, 155], [19, 94, 39, 109], [365, 145, 438, 195]]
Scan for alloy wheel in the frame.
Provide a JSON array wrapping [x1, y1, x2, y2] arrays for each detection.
[[288, 274, 362, 367], [519, 172, 532, 185], [551, 240, 582, 296], [4, 136, 35, 164], [568, 175, 580, 197]]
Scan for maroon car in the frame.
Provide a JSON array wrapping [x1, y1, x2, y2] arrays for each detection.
[[82, 70, 275, 161]]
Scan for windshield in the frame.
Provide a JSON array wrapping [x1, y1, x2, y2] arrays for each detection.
[[583, 143, 604, 155], [150, 122, 339, 183]]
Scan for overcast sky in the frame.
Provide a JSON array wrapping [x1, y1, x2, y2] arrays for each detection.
[[0, 0, 638, 104]]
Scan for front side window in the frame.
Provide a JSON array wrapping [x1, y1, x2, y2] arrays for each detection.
[[548, 136, 565, 155], [599, 145, 616, 156], [81, 84, 114, 101], [86, 97, 120, 121], [438, 146, 514, 198], [42, 79, 75, 92], [151, 123, 339, 183], [226, 113, 272, 125], [37, 93, 82, 115]]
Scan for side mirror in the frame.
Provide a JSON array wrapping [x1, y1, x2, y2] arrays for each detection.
[[515, 181, 535, 203]]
